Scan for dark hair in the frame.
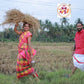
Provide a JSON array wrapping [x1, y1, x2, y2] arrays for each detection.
[[76, 21, 83, 26], [23, 22, 30, 28]]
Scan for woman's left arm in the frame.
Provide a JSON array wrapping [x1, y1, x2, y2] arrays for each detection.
[[27, 36, 33, 61]]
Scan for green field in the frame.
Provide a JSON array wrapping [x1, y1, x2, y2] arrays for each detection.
[[0, 42, 84, 84]]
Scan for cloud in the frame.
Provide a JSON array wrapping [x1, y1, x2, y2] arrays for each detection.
[[0, 0, 84, 31]]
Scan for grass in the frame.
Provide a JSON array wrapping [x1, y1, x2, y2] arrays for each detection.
[[0, 69, 84, 84], [0, 42, 83, 84]]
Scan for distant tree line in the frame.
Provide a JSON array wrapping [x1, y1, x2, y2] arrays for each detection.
[[0, 18, 83, 42]]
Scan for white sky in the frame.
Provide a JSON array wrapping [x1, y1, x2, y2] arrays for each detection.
[[0, 0, 84, 31]]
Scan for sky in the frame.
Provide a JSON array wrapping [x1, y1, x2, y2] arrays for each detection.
[[0, 0, 84, 31]]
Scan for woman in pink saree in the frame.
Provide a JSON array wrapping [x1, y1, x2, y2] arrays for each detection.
[[14, 22, 39, 80]]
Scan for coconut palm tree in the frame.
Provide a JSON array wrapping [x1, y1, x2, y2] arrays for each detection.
[[75, 18, 83, 24], [60, 17, 69, 27]]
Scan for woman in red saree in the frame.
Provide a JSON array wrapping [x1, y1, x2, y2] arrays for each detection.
[[14, 22, 39, 80]]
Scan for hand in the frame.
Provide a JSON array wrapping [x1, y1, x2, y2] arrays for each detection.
[[29, 56, 33, 63]]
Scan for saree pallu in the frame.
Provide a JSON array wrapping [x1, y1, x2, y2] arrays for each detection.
[[16, 31, 37, 78]]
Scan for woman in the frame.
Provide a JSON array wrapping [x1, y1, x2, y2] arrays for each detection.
[[14, 22, 39, 80]]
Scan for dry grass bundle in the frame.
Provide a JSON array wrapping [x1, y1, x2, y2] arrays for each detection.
[[24, 14, 40, 30], [1, 9, 40, 30], [2, 9, 24, 24]]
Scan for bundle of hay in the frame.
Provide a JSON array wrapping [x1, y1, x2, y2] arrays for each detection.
[[2, 9, 24, 24], [23, 14, 40, 30], [1, 9, 40, 30]]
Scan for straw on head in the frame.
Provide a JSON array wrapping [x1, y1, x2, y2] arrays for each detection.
[[1, 9, 40, 32]]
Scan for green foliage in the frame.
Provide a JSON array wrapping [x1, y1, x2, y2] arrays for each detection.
[[0, 18, 82, 42], [0, 28, 19, 42], [0, 69, 84, 84]]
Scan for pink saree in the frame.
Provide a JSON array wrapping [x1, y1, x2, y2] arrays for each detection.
[[16, 31, 37, 78]]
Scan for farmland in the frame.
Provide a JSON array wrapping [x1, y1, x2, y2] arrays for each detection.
[[0, 42, 84, 84]]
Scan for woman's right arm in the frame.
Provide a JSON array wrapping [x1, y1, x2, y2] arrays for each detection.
[[14, 23, 22, 35]]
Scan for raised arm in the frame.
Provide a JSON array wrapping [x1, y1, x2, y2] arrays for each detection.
[[14, 23, 22, 35]]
